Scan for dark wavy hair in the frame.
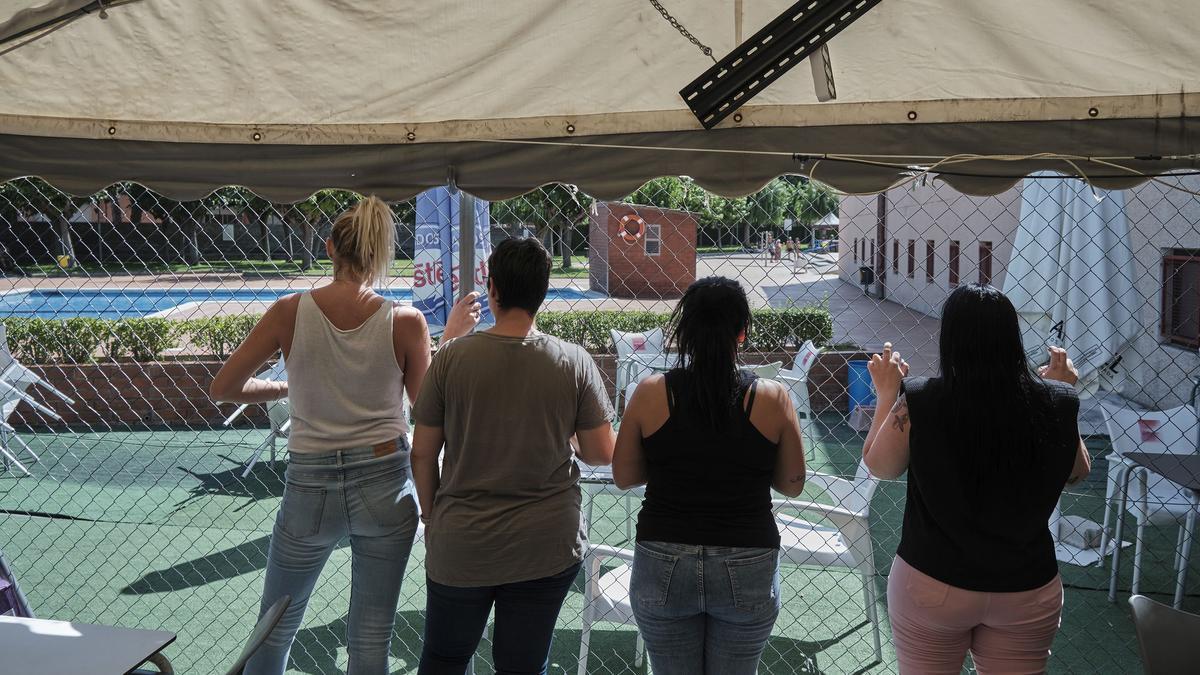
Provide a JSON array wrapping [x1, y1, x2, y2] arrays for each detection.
[[939, 283, 1048, 471], [669, 277, 752, 430]]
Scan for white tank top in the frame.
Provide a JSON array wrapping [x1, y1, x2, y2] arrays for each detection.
[[286, 293, 407, 453]]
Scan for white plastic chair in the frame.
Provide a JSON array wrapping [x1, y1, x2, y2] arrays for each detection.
[[223, 358, 289, 478], [0, 324, 73, 476], [749, 362, 783, 380], [611, 328, 666, 411], [578, 543, 646, 675], [773, 460, 882, 664], [1099, 403, 1200, 594], [0, 323, 76, 408], [0, 380, 65, 476], [778, 340, 823, 450]]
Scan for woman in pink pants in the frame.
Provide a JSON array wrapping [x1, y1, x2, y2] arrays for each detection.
[[862, 284, 1092, 674]]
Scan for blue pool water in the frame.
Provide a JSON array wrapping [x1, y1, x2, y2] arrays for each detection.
[[0, 287, 592, 319]]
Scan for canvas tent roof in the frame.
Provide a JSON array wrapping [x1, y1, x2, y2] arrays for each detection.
[[0, 0, 1198, 201]]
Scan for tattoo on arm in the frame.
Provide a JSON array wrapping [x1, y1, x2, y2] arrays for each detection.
[[890, 394, 910, 433], [788, 473, 804, 484]]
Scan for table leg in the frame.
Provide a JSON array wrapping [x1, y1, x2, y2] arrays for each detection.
[[1174, 491, 1199, 610], [1109, 464, 1138, 603]]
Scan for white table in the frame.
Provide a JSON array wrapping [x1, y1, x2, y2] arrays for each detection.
[[0, 615, 175, 674]]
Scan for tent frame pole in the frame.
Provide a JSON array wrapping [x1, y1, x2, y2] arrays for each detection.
[[459, 192, 476, 302]]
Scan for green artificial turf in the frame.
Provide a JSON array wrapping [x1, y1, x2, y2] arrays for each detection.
[[0, 422, 1173, 673]]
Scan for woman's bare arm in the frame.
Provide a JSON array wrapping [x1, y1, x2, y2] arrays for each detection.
[[1066, 437, 1091, 487], [612, 380, 651, 489], [393, 307, 432, 406], [209, 298, 292, 403], [769, 381, 807, 497], [862, 343, 911, 479]]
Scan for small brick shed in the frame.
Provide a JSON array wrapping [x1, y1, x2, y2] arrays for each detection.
[[588, 202, 697, 299]]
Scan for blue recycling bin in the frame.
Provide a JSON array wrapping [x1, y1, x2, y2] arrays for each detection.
[[847, 360, 876, 412]]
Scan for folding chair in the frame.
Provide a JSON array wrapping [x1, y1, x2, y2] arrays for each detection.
[[610, 328, 667, 412], [778, 340, 823, 450], [773, 460, 882, 666], [578, 543, 646, 675], [1099, 403, 1200, 595], [0, 323, 76, 407], [222, 358, 289, 478], [0, 380, 63, 476]]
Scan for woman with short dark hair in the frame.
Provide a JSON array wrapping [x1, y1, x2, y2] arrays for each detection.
[[863, 283, 1091, 674]]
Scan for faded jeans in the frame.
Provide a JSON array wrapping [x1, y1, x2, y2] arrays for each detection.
[[630, 541, 781, 675], [243, 442, 419, 675]]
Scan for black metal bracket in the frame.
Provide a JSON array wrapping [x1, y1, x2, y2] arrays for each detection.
[[679, 0, 884, 129]]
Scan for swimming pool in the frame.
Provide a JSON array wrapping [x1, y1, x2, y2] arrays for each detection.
[[0, 287, 594, 319]]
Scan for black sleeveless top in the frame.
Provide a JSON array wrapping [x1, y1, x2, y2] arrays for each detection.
[[898, 376, 1079, 592], [635, 369, 781, 549]]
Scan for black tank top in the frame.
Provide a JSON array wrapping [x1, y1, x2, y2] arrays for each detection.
[[898, 376, 1079, 592], [635, 369, 781, 549]]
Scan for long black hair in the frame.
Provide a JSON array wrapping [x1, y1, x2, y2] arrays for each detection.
[[939, 283, 1048, 471], [669, 276, 752, 430]]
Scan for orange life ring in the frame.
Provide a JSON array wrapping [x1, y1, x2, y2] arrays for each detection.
[[619, 214, 646, 244]]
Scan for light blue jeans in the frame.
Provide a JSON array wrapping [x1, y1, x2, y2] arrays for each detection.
[[630, 541, 781, 675], [244, 442, 419, 675]]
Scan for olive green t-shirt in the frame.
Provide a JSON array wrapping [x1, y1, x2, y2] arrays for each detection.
[[412, 330, 615, 586]]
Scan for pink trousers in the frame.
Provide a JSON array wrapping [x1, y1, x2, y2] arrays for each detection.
[[887, 556, 1063, 675]]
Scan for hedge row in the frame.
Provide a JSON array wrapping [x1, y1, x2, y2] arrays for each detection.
[[536, 308, 833, 353], [1, 316, 259, 364], [1, 306, 832, 363]]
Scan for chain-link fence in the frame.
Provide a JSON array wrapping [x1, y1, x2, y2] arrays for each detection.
[[2, 172, 1199, 674]]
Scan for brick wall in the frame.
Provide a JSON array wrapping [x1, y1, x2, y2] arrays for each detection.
[[589, 202, 697, 300], [7, 352, 867, 431], [9, 361, 267, 431]]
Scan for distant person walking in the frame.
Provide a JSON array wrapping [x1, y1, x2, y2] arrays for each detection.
[[411, 237, 616, 675], [210, 195, 479, 675], [612, 276, 807, 674], [862, 284, 1091, 674]]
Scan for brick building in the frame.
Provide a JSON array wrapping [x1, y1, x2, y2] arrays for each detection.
[[588, 202, 696, 300]]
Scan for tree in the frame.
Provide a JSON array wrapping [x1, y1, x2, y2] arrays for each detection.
[[292, 190, 364, 270], [494, 184, 593, 269], [5, 178, 84, 269]]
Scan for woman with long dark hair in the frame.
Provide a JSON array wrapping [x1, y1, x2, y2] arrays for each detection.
[[612, 276, 807, 674], [864, 283, 1091, 674]]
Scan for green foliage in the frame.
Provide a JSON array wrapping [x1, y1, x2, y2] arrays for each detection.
[[56, 318, 107, 363], [184, 316, 259, 360], [537, 307, 832, 354], [537, 311, 670, 352], [746, 307, 834, 353], [2, 318, 56, 364], [1, 307, 831, 363], [106, 318, 179, 361]]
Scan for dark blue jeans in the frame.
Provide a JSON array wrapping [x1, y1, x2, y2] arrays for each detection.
[[418, 562, 582, 675]]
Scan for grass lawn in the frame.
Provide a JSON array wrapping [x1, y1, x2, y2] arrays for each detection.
[[0, 422, 1160, 674], [23, 256, 592, 280]]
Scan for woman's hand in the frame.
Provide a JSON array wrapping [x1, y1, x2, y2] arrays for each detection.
[[443, 292, 482, 340], [1038, 346, 1079, 385], [867, 342, 909, 400]]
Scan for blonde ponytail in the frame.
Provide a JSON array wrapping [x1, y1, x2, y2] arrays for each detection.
[[330, 195, 395, 285]]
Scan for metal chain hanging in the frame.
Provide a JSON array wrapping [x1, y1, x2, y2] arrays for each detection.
[[647, 0, 717, 63]]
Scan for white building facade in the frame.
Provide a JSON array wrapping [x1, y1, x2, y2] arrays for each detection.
[[837, 177, 1200, 409]]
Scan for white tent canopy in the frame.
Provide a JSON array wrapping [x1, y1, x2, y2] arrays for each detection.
[[1, 0, 1198, 200]]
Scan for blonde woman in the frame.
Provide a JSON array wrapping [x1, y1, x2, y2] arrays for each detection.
[[211, 196, 479, 675]]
